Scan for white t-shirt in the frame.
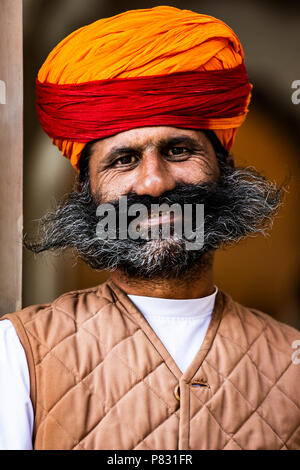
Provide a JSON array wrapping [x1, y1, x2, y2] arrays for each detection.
[[128, 287, 217, 373], [0, 287, 217, 450], [0, 319, 34, 450]]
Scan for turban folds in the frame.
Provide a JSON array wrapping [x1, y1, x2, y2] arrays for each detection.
[[36, 5, 252, 170]]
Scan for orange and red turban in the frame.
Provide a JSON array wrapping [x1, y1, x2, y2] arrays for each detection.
[[36, 6, 252, 171]]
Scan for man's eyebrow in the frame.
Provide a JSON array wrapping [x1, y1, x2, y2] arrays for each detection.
[[101, 146, 140, 166], [157, 135, 204, 149], [100, 135, 205, 167]]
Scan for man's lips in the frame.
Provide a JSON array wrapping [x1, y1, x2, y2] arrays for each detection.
[[138, 211, 179, 229]]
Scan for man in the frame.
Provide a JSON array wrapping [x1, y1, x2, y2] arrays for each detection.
[[0, 6, 299, 450]]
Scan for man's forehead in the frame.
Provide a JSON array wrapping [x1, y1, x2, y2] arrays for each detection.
[[90, 127, 210, 156]]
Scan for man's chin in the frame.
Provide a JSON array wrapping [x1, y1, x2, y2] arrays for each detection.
[[105, 238, 212, 280]]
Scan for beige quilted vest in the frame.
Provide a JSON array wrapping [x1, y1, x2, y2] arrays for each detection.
[[2, 278, 300, 450]]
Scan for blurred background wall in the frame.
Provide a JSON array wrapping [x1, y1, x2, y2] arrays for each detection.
[[22, 0, 300, 328]]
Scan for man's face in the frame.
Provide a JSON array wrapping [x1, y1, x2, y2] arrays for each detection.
[[25, 126, 282, 281], [88, 127, 220, 203]]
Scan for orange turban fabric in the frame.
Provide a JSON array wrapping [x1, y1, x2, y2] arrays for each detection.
[[37, 5, 252, 170]]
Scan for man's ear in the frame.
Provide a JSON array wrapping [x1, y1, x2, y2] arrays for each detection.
[[226, 154, 235, 168]]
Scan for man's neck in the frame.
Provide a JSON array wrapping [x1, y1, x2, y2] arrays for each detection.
[[110, 253, 215, 299]]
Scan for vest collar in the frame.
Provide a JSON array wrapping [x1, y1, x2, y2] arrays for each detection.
[[100, 277, 226, 384]]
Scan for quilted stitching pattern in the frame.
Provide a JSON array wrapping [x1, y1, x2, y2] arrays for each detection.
[[188, 301, 300, 449], [26, 287, 180, 449], [3, 282, 300, 450]]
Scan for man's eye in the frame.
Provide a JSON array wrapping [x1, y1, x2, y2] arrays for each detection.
[[114, 155, 137, 166], [167, 147, 190, 157]]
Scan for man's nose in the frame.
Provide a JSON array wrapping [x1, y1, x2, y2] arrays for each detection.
[[134, 152, 176, 197]]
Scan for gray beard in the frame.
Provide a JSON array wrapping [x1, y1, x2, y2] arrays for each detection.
[[24, 162, 283, 280]]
